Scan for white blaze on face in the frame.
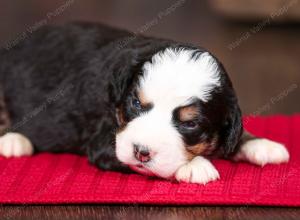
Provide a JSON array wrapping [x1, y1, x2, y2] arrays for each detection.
[[116, 48, 221, 178]]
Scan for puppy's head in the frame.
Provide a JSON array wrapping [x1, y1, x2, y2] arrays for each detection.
[[114, 47, 242, 178]]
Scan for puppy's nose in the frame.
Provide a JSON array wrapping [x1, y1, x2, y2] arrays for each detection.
[[133, 144, 151, 163]]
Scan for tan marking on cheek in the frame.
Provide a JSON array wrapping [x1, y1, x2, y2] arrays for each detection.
[[185, 143, 210, 160], [179, 106, 199, 122], [116, 107, 126, 130]]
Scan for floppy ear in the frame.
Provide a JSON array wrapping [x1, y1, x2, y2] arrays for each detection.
[[108, 50, 139, 105], [86, 114, 133, 173], [221, 104, 243, 157]]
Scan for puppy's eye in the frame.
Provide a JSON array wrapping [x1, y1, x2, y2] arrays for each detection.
[[132, 98, 142, 110], [181, 121, 198, 130]]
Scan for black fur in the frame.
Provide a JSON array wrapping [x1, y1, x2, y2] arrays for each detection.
[[171, 56, 243, 157], [0, 22, 243, 172]]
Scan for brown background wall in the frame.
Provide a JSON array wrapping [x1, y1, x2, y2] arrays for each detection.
[[0, 0, 299, 115]]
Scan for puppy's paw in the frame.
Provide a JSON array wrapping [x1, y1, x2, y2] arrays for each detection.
[[237, 138, 289, 166], [0, 133, 33, 158], [175, 156, 220, 184]]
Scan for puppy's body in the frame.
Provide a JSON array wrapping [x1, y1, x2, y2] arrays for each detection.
[[0, 22, 140, 171], [0, 22, 289, 184]]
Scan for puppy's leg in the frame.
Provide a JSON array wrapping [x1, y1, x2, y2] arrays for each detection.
[[0, 132, 34, 157], [0, 89, 33, 157], [175, 156, 220, 184], [233, 132, 289, 166]]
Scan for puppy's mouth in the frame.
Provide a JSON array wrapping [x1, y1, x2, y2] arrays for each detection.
[[128, 164, 156, 176]]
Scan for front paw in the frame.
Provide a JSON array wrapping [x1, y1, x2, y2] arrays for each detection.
[[0, 132, 33, 157], [235, 138, 290, 166], [175, 156, 220, 184]]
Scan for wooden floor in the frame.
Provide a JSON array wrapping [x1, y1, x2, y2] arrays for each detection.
[[1, 205, 300, 220], [0, 0, 299, 219]]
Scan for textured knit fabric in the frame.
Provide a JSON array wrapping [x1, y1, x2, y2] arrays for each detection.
[[0, 114, 299, 206]]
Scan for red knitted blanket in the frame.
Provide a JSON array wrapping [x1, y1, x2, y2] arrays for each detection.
[[0, 115, 299, 206]]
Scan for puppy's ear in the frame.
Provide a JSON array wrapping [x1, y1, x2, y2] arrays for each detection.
[[86, 115, 132, 173], [221, 104, 243, 157], [108, 51, 139, 105]]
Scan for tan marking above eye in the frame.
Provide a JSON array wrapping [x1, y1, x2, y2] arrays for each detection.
[[179, 105, 199, 122], [137, 90, 151, 107]]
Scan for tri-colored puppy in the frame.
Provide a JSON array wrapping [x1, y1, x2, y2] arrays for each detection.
[[0, 22, 289, 184]]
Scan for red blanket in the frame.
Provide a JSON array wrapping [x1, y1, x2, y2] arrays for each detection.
[[0, 114, 299, 206]]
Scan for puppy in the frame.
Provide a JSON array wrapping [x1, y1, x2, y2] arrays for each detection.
[[0, 22, 289, 184]]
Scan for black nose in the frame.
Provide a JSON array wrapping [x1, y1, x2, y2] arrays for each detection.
[[133, 144, 151, 163]]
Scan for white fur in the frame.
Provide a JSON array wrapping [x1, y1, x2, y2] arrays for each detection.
[[116, 48, 221, 179], [175, 156, 220, 184], [234, 138, 289, 166], [116, 109, 187, 178], [141, 48, 220, 105], [0, 132, 33, 157]]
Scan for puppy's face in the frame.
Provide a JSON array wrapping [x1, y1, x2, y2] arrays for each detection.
[[115, 48, 240, 178]]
